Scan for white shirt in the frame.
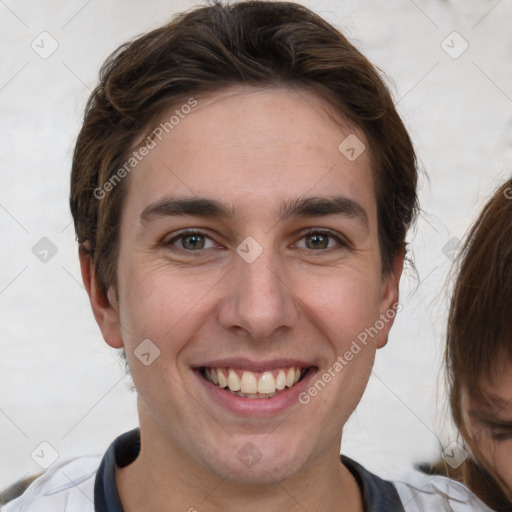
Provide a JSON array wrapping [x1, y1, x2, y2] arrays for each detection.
[[2, 455, 496, 512], [394, 469, 495, 511], [1, 457, 98, 512]]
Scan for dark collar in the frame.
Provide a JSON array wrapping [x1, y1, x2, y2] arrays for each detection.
[[95, 429, 404, 512], [342, 455, 405, 511]]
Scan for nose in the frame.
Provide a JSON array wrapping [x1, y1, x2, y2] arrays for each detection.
[[217, 249, 300, 341]]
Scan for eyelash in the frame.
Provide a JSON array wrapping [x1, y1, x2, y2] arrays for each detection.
[[164, 229, 218, 251], [163, 228, 349, 252], [296, 228, 349, 250], [492, 433, 512, 442], [488, 426, 512, 441]]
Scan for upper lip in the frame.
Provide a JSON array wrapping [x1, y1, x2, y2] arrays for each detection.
[[193, 358, 315, 372]]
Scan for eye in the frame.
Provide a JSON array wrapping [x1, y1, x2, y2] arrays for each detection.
[[295, 230, 347, 250], [491, 432, 512, 442], [165, 231, 217, 251], [489, 426, 512, 442], [476, 419, 512, 442]]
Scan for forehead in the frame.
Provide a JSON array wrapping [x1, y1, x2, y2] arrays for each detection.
[[123, 86, 376, 223]]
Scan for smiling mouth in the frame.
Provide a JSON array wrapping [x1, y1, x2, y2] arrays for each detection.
[[200, 366, 311, 398]]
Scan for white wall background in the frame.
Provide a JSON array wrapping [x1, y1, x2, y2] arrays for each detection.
[[1, 0, 511, 489]]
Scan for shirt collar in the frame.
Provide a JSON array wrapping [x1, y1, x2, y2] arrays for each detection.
[[94, 429, 404, 512]]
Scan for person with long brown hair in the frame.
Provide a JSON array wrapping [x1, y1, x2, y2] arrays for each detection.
[[444, 179, 512, 511]]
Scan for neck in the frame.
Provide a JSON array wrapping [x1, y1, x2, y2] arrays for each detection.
[[116, 414, 363, 512]]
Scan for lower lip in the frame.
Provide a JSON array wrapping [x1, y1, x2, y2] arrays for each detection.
[[195, 369, 317, 416]]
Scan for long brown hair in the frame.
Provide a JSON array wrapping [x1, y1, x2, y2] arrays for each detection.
[[446, 179, 512, 510], [70, 1, 418, 296]]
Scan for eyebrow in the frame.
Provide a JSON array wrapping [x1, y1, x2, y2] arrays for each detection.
[[280, 196, 368, 228], [140, 195, 369, 229], [468, 409, 512, 426], [140, 197, 233, 223]]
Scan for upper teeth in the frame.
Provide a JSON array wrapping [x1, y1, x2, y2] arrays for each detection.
[[204, 367, 304, 395]]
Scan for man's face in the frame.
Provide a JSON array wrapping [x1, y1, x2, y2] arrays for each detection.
[[461, 365, 512, 500], [104, 87, 400, 482]]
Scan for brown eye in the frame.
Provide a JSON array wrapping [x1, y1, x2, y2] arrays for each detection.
[[296, 230, 345, 251], [305, 233, 330, 249], [180, 234, 205, 250]]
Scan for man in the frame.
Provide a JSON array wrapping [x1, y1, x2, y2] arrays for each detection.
[[2, 2, 492, 510]]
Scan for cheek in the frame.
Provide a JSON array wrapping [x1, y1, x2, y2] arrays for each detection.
[[465, 421, 512, 488], [301, 269, 384, 343], [482, 441, 512, 482], [294, 270, 383, 411], [479, 441, 512, 501], [496, 445, 512, 489], [118, 257, 220, 342]]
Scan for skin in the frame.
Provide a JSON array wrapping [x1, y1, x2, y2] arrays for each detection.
[[80, 86, 403, 512], [461, 365, 512, 501]]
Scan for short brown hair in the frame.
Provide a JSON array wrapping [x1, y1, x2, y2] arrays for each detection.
[[446, 178, 512, 510], [70, 1, 418, 295]]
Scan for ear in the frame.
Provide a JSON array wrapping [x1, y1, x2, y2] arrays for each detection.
[[79, 246, 124, 349], [375, 245, 405, 349]]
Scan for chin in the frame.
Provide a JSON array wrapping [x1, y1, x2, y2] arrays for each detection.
[[201, 438, 311, 484]]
